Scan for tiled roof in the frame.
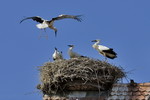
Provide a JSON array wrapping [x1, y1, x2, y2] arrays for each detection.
[[43, 82, 150, 100], [108, 82, 150, 100]]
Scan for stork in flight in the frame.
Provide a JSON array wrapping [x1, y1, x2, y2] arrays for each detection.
[[52, 47, 63, 61], [20, 14, 82, 37], [91, 39, 117, 60], [68, 45, 84, 58]]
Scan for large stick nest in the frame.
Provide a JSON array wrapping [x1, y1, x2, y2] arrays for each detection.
[[37, 57, 125, 95]]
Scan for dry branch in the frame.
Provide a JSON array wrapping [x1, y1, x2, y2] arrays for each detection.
[[37, 57, 126, 95]]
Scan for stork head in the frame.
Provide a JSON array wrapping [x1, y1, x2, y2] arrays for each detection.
[[91, 39, 100, 42], [54, 47, 57, 50], [68, 45, 74, 47]]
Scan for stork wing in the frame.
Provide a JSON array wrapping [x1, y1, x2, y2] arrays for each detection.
[[20, 16, 44, 23], [51, 14, 82, 22], [98, 45, 109, 51], [72, 51, 85, 58], [103, 48, 117, 55]]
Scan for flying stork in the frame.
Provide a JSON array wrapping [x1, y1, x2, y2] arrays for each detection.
[[68, 45, 84, 58], [91, 39, 117, 60], [52, 47, 63, 61], [20, 14, 82, 37]]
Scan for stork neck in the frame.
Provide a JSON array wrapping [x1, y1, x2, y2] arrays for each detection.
[[95, 41, 100, 45], [54, 50, 57, 54], [69, 47, 73, 51], [93, 41, 99, 49]]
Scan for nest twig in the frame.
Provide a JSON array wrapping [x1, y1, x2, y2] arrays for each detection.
[[37, 57, 126, 95]]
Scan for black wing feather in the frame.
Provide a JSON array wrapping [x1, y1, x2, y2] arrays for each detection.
[[102, 48, 117, 55], [102, 49, 117, 59], [51, 14, 82, 22], [20, 16, 44, 23]]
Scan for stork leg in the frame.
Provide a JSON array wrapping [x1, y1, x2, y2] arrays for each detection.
[[43, 29, 48, 39], [44, 28, 46, 32], [104, 57, 108, 62], [38, 29, 48, 40], [38, 29, 43, 39], [103, 53, 108, 62]]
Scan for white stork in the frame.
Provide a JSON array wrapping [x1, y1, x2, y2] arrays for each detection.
[[91, 39, 117, 60], [52, 47, 63, 61], [68, 45, 84, 58], [20, 14, 82, 37]]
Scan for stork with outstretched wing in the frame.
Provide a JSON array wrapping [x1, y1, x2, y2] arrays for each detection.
[[20, 14, 82, 37]]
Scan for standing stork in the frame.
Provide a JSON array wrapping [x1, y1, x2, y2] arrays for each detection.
[[52, 47, 63, 61], [68, 45, 84, 58], [91, 39, 117, 60], [20, 14, 82, 37]]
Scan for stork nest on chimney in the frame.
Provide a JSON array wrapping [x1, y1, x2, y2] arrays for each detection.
[[37, 57, 125, 95]]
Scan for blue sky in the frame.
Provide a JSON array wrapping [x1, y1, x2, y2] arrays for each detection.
[[0, 0, 150, 100]]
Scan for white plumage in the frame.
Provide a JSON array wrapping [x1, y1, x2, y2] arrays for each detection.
[[68, 45, 84, 58], [92, 39, 117, 59], [20, 14, 82, 37], [36, 21, 48, 29], [52, 47, 63, 61]]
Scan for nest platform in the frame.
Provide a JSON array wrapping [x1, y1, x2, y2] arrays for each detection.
[[37, 57, 125, 95]]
